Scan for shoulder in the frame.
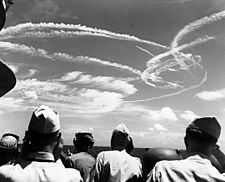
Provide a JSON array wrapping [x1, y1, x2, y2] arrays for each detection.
[[154, 159, 182, 170], [65, 168, 83, 182]]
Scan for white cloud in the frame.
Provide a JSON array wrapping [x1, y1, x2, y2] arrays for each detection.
[[4, 77, 127, 115], [24, 91, 38, 101], [0, 97, 30, 113], [154, 123, 168, 131], [145, 107, 178, 121], [57, 71, 82, 81], [19, 69, 38, 79], [77, 88, 123, 113], [118, 104, 178, 122], [196, 89, 225, 101], [76, 74, 137, 95], [180, 110, 199, 121]]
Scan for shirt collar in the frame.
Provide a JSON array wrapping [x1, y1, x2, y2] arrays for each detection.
[[27, 152, 55, 162]]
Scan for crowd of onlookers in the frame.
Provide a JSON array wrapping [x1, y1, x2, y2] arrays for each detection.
[[1, 0, 225, 181], [0, 104, 225, 182]]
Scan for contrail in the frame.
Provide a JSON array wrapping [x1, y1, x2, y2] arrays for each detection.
[[0, 41, 142, 75], [124, 69, 207, 103], [136, 46, 155, 57], [0, 22, 169, 49], [171, 10, 225, 48], [147, 36, 214, 67]]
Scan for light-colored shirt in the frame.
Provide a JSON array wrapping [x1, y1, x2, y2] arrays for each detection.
[[94, 149, 142, 182], [147, 154, 225, 182], [0, 152, 83, 182], [64, 152, 95, 182]]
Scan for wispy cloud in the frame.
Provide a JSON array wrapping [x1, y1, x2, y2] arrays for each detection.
[[149, 123, 168, 132], [0, 97, 31, 113], [56, 71, 83, 82], [2, 70, 137, 115], [19, 69, 38, 79], [74, 73, 137, 95], [180, 110, 199, 121], [196, 89, 225, 101]]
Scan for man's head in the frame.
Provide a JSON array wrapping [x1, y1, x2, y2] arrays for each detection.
[[0, 133, 19, 165], [184, 117, 221, 156], [22, 105, 62, 157], [73, 131, 94, 152], [111, 123, 130, 151]]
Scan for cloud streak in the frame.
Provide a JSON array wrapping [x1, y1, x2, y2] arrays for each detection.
[[196, 88, 225, 101]]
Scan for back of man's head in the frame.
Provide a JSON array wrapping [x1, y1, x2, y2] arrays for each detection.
[[185, 117, 221, 154], [23, 105, 61, 153], [0, 133, 19, 165], [73, 131, 94, 152], [111, 123, 130, 150]]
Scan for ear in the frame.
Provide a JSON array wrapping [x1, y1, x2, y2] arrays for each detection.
[[55, 132, 62, 146], [184, 136, 188, 147], [212, 143, 220, 153], [73, 137, 76, 147]]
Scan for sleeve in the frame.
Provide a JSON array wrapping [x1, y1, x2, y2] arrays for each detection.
[[93, 153, 104, 182], [146, 163, 162, 182]]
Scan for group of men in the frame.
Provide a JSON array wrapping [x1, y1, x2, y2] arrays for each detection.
[[0, 104, 225, 182], [1, 0, 225, 181]]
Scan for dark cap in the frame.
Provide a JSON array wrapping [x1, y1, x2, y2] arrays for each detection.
[[187, 117, 221, 141], [75, 131, 94, 143]]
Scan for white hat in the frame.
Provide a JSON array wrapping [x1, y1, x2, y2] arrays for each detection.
[[113, 123, 130, 136], [28, 105, 60, 134]]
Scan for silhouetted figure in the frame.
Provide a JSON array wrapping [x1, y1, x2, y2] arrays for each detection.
[[0, 0, 16, 97], [147, 117, 225, 182], [0, 105, 83, 182], [64, 132, 95, 182], [92, 123, 142, 182]]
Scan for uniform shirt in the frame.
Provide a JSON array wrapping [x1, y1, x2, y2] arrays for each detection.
[[64, 152, 95, 182], [147, 154, 225, 182], [0, 152, 83, 182], [93, 149, 142, 182]]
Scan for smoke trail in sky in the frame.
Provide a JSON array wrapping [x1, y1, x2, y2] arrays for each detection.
[[136, 46, 155, 57], [171, 10, 225, 48], [0, 41, 142, 75], [124, 70, 207, 103], [0, 22, 169, 49], [141, 36, 213, 89], [0, 8, 223, 106]]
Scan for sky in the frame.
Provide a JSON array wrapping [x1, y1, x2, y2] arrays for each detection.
[[1, 0, 225, 151]]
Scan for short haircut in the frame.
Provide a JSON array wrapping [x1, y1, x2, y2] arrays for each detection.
[[186, 127, 217, 145], [111, 131, 129, 149], [26, 129, 60, 147]]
